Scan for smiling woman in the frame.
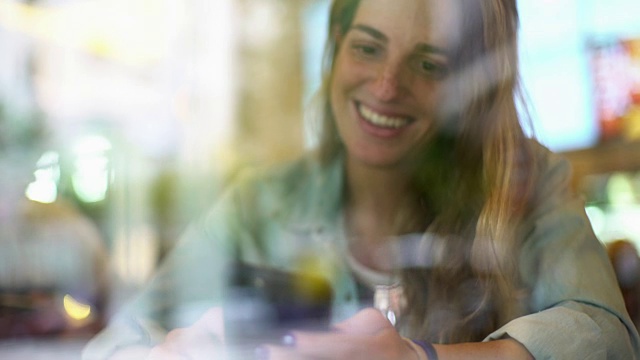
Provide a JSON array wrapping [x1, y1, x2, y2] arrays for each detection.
[[328, 0, 455, 169], [83, 0, 639, 359]]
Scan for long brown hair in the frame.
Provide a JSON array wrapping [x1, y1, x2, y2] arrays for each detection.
[[317, 0, 538, 342]]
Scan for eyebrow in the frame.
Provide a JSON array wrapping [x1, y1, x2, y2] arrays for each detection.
[[350, 23, 449, 57], [350, 24, 387, 42]]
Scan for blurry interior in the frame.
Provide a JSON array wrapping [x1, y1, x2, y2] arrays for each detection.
[[1, 0, 640, 357]]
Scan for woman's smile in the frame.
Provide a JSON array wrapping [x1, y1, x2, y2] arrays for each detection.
[[354, 101, 415, 137], [357, 101, 414, 129]]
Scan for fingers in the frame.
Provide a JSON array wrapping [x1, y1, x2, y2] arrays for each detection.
[[264, 330, 381, 360], [147, 310, 226, 360], [333, 307, 392, 334], [262, 309, 410, 360], [258, 345, 306, 360], [291, 330, 366, 354], [148, 333, 224, 360], [148, 327, 191, 358], [263, 338, 381, 360], [147, 345, 183, 360], [193, 306, 225, 339]]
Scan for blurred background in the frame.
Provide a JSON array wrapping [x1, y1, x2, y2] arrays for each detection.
[[1, 0, 640, 357]]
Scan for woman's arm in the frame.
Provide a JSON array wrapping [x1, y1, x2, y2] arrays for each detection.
[[82, 186, 242, 360], [504, 146, 639, 358], [433, 339, 532, 360], [263, 308, 533, 360]]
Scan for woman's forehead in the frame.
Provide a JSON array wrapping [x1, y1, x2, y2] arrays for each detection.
[[350, 0, 462, 50]]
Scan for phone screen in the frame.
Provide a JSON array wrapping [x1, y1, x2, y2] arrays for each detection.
[[223, 262, 333, 352]]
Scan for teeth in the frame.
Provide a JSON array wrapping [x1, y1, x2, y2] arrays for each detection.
[[359, 104, 409, 129]]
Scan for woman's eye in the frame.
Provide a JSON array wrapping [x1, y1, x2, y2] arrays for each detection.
[[422, 61, 437, 71], [351, 43, 380, 58], [418, 60, 449, 80]]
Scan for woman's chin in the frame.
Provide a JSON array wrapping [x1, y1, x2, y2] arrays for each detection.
[[347, 150, 408, 170]]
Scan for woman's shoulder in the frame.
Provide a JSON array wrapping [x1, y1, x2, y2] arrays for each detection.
[[515, 139, 583, 236], [526, 139, 574, 194], [216, 152, 344, 222], [229, 153, 335, 194]]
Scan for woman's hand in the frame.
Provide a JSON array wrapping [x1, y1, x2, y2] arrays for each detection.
[[260, 308, 419, 360], [146, 307, 226, 360]]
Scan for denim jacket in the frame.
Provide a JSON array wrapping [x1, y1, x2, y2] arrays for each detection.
[[83, 144, 640, 359]]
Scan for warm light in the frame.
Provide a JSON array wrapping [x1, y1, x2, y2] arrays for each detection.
[[63, 294, 92, 321], [0, 0, 180, 67], [113, 225, 158, 285]]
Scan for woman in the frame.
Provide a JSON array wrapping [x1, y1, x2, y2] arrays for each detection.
[[83, 0, 640, 359]]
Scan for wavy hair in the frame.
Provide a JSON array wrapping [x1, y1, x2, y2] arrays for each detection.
[[317, 0, 538, 342]]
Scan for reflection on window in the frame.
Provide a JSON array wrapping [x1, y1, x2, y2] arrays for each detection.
[[584, 172, 640, 249], [72, 135, 112, 203], [25, 150, 60, 204]]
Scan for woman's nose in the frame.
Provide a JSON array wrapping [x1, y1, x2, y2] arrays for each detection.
[[372, 62, 405, 101]]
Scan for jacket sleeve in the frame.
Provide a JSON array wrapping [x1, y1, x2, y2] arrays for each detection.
[[485, 147, 640, 359], [81, 182, 248, 360]]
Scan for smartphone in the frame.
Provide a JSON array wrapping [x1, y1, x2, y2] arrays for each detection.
[[223, 262, 333, 351]]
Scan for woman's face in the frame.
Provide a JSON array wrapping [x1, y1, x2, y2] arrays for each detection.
[[330, 0, 460, 169]]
